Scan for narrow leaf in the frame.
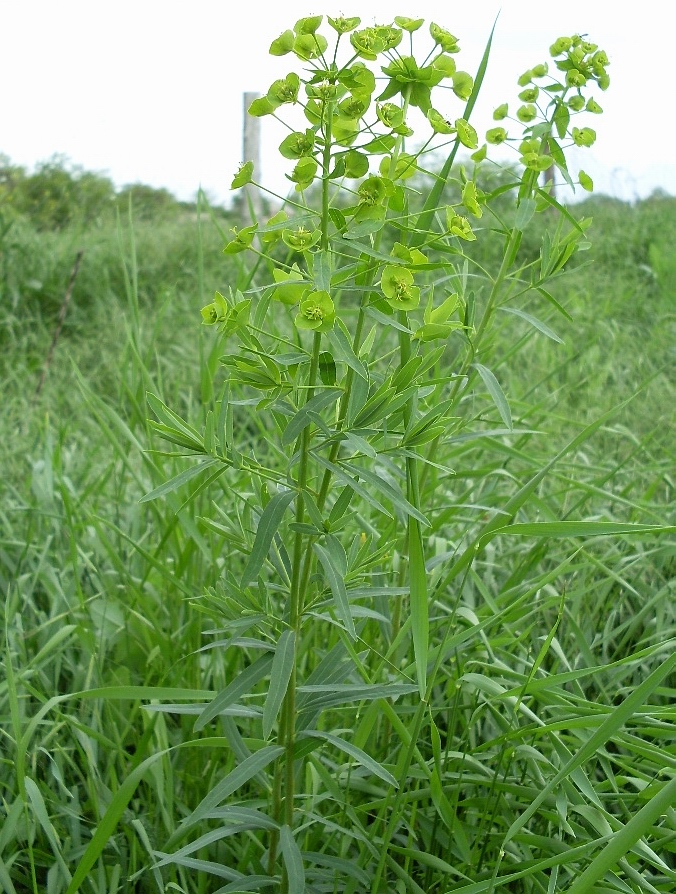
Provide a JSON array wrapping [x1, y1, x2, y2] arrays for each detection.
[[304, 730, 399, 787], [262, 631, 296, 739], [282, 388, 343, 446], [177, 746, 284, 836], [340, 460, 430, 526], [499, 306, 563, 343], [314, 543, 356, 639], [472, 363, 512, 429], [139, 458, 221, 503], [504, 651, 676, 843], [195, 654, 273, 732], [280, 825, 305, 894], [241, 490, 296, 588], [409, 518, 428, 698], [565, 775, 676, 894]]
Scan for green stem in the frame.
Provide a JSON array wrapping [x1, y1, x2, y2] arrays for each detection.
[[273, 333, 322, 890]]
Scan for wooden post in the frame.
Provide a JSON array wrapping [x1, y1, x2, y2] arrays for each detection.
[[242, 92, 263, 224]]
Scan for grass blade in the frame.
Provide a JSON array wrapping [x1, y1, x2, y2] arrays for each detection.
[[566, 775, 676, 894], [504, 650, 676, 844]]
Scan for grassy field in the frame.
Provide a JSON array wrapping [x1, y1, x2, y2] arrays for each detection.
[[1, 175, 675, 893]]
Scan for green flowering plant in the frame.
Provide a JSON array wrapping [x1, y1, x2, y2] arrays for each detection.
[[145, 15, 613, 894]]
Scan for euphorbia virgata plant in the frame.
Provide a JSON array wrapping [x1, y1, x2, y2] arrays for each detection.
[[143, 15, 614, 893]]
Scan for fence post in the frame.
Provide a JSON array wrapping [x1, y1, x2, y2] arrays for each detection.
[[242, 92, 263, 224]]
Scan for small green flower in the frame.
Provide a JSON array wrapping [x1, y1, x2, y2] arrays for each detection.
[[486, 126, 508, 144], [566, 70, 587, 88], [519, 138, 541, 156], [374, 25, 402, 51], [328, 15, 360, 34], [572, 126, 596, 147], [377, 102, 404, 129], [339, 95, 369, 118], [223, 224, 257, 254], [380, 266, 421, 312], [282, 226, 321, 251], [231, 161, 254, 190], [288, 158, 318, 190], [568, 95, 586, 111], [550, 36, 573, 56], [455, 118, 478, 149], [350, 27, 385, 60], [295, 291, 336, 333], [430, 23, 460, 53], [579, 170, 594, 191], [517, 104, 537, 123], [446, 212, 476, 241], [279, 129, 316, 160], [267, 72, 301, 107], [532, 63, 549, 78], [586, 98, 603, 114], [358, 176, 390, 206], [520, 152, 553, 172], [493, 103, 509, 121], [517, 69, 533, 87], [452, 71, 474, 100], [305, 79, 338, 101], [462, 180, 482, 218], [519, 86, 539, 103], [394, 16, 424, 32], [201, 290, 229, 325], [427, 109, 455, 134]]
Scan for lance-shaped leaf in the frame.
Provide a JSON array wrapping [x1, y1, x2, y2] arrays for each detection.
[[303, 730, 399, 786], [472, 362, 512, 430], [241, 490, 296, 588], [195, 654, 273, 732], [314, 543, 356, 639], [280, 825, 305, 894], [262, 630, 296, 739], [176, 746, 284, 836]]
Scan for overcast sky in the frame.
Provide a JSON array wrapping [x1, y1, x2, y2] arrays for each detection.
[[3, 1, 672, 205]]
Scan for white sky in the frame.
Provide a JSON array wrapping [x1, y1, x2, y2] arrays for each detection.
[[2, 1, 673, 205]]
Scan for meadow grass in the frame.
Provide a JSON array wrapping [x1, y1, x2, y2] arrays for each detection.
[[1, 184, 675, 894]]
